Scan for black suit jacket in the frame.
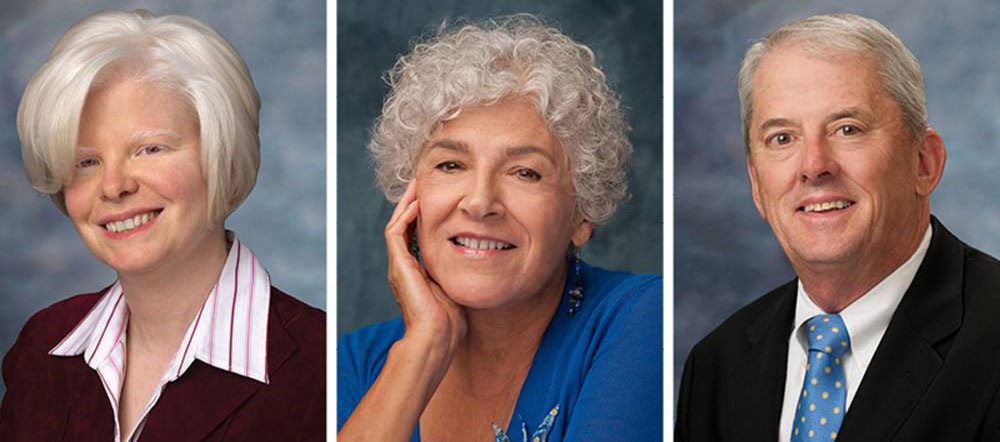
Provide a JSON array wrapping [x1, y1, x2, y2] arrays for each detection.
[[677, 218, 1000, 441]]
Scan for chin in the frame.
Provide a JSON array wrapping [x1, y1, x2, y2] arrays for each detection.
[[92, 246, 164, 274], [437, 278, 520, 310], [790, 242, 860, 267]]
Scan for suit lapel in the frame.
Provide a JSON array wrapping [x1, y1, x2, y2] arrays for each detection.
[[837, 219, 964, 441], [61, 358, 115, 441], [138, 299, 299, 441], [725, 281, 796, 441]]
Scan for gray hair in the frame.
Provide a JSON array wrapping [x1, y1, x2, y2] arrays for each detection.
[[369, 15, 632, 225], [17, 9, 261, 221], [738, 13, 927, 148]]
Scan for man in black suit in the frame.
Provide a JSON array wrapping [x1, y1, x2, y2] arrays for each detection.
[[677, 13, 1000, 442]]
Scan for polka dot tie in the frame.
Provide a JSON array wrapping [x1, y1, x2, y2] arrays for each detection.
[[791, 314, 851, 441]]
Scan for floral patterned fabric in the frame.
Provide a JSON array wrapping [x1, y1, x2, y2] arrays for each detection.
[[493, 405, 560, 442]]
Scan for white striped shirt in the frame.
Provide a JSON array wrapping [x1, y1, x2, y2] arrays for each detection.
[[49, 234, 271, 442]]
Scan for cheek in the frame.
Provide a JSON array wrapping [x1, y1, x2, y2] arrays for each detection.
[[63, 181, 93, 223], [151, 159, 211, 211], [525, 195, 576, 241], [415, 180, 457, 222]]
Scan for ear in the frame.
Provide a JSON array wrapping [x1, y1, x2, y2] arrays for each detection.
[[915, 128, 947, 197], [571, 218, 593, 248], [746, 156, 767, 220]]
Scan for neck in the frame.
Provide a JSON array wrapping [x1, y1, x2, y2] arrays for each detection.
[[449, 265, 566, 389], [119, 227, 228, 354], [797, 217, 929, 313]]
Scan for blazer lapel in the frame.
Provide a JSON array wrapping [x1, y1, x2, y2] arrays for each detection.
[[138, 300, 299, 442], [61, 358, 116, 441], [725, 281, 796, 441], [837, 218, 964, 441]]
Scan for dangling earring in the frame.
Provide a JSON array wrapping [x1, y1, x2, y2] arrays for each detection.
[[567, 248, 584, 317]]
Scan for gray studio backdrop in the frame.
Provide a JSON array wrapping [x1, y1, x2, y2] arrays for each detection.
[[338, 0, 663, 337], [676, 0, 1000, 398], [0, 0, 325, 397]]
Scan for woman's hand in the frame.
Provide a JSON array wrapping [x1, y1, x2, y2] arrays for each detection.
[[384, 180, 467, 352], [339, 180, 466, 442]]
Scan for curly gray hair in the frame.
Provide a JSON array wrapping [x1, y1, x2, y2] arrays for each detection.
[[369, 15, 631, 225]]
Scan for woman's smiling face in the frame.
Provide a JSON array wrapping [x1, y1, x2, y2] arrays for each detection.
[[414, 98, 592, 310], [65, 79, 223, 276]]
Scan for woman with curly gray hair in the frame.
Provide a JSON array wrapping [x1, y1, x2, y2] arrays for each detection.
[[338, 15, 662, 442]]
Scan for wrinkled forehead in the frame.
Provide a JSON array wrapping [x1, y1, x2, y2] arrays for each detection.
[[423, 98, 565, 158], [751, 44, 887, 121]]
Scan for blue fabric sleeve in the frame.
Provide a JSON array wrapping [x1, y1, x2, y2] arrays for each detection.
[[336, 318, 405, 432], [336, 332, 361, 432], [563, 276, 663, 441]]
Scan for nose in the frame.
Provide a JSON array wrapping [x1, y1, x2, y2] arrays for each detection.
[[799, 136, 840, 184], [99, 160, 138, 201], [458, 172, 505, 220]]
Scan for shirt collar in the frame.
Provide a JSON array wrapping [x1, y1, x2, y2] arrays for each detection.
[[49, 233, 272, 384], [793, 223, 933, 368]]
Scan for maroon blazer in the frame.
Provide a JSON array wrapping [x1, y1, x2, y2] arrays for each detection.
[[0, 286, 325, 441]]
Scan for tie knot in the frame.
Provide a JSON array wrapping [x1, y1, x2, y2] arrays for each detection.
[[805, 314, 850, 357]]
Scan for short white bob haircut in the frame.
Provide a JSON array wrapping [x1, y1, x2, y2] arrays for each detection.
[[17, 9, 261, 221], [738, 13, 928, 149], [370, 15, 632, 225]]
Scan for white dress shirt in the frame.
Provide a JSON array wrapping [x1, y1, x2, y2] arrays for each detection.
[[49, 234, 271, 442], [778, 225, 932, 442]]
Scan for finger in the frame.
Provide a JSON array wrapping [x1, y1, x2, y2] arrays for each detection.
[[386, 199, 419, 255], [385, 200, 425, 300], [387, 180, 418, 226]]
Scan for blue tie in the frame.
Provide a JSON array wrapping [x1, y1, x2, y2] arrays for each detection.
[[791, 314, 851, 441]]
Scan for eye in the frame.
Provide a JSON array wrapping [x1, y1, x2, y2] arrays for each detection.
[[75, 158, 100, 168], [766, 132, 793, 147], [137, 145, 165, 156], [515, 168, 542, 181], [435, 161, 462, 172], [837, 125, 861, 136]]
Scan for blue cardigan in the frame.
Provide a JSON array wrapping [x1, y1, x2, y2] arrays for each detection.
[[337, 262, 663, 441]]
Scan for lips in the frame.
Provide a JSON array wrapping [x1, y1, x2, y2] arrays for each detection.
[[450, 235, 516, 251], [100, 209, 163, 233], [801, 200, 853, 213]]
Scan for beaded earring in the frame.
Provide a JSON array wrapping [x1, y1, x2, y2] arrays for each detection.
[[410, 231, 420, 258], [567, 249, 584, 317]]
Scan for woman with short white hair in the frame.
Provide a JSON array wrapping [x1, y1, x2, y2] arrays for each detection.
[[1, 9, 324, 441], [338, 15, 662, 442]]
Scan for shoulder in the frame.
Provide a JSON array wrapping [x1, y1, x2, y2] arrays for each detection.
[[8, 288, 110, 355], [582, 264, 662, 317], [336, 317, 404, 429], [686, 280, 794, 364], [2, 287, 110, 420], [570, 265, 662, 367], [961, 242, 1000, 284], [337, 317, 404, 376], [270, 286, 326, 350]]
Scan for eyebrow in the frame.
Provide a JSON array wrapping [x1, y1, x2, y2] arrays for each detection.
[[757, 117, 796, 134], [127, 129, 184, 145], [826, 107, 874, 124], [756, 106, 876, 134], [424, 140, 557, 164], [424, 139, 469, 153], [506, 145, 557, 165]]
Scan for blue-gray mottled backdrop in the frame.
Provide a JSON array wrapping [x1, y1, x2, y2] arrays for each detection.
[[0, 0, 325, 397], [338, 0, 663, 336], [676, 0, 1000, 398]]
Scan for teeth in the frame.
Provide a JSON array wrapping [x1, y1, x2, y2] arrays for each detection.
[[455, 236, 513, 250], [803, 201, 852, 213], [104, 211, 158, 233]]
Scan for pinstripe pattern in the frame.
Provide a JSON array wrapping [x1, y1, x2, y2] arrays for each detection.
[[48, 233, 272, 442]]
